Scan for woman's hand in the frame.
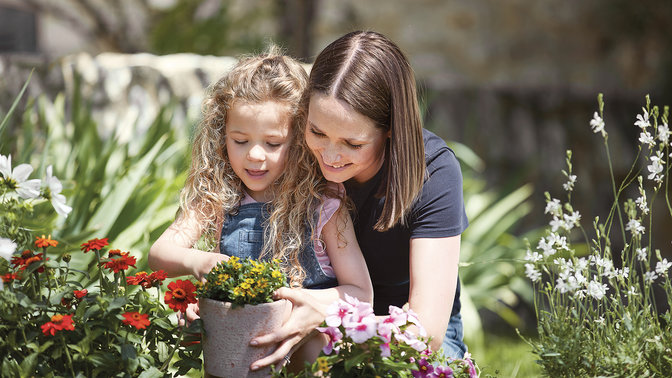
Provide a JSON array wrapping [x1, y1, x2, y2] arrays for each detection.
[[248, 287, 327, 370]]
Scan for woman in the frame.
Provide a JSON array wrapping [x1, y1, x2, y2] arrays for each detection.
[[249, 30, 468, 371]]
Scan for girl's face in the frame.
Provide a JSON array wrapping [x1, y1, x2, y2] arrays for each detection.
[[226, 100, 292, 202], [306, 94, 388, 184]]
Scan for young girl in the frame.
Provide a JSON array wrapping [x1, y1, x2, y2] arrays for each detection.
[[149, 47, 373, 369]]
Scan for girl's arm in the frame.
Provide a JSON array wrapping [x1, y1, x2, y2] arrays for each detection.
[[408, 235, 461, 351], [149, 210, 228, 281], [248, 208, 373, 370]]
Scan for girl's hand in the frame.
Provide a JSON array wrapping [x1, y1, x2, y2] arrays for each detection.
[[192, 252, 228, 282], [248, 287, 327, 370]]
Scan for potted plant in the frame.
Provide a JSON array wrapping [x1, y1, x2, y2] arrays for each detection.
[[197, 256, 290, 377]]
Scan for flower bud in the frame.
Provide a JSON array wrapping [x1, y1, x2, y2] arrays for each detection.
[[62, 254, 71, 263]]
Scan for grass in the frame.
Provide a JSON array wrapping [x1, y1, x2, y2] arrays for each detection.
[[472, 330, 542, 377]]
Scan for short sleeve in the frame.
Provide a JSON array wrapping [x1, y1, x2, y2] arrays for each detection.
[[410, 146, 469, 238], [312, 182, 344, 278]]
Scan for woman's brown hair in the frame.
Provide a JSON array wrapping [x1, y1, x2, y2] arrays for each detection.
[[305, 30, 425, 231]]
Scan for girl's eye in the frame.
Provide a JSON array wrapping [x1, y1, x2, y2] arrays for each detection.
[[233, 140, 247, 145]]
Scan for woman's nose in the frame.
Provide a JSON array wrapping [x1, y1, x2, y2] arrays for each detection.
[[322, 145, 342, 164]]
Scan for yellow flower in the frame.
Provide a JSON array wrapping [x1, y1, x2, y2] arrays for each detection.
[[240, 282, 251, 290], [317, 357, 330, 373], [271, 270, 283, 279]]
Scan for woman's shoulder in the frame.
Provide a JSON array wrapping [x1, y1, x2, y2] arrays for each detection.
[[422, 128, 460, 173]]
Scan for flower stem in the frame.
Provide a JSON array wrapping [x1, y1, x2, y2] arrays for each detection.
[[94, 250, 104, 294], [160, 319, 185, 372], [61, 334, 76, 377]]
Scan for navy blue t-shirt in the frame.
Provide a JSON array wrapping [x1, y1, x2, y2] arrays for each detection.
[[344, 129, 469, 316]]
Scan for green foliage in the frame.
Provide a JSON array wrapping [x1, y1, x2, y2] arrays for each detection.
[[149, 0, 268, 56], [197, 256, 286, 306], [523, 95, 672, 376], [449, 140, 540, 349], [0, 75, 190, 268]]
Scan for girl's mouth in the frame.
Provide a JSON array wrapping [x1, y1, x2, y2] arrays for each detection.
[[246, 169, 267, 177]]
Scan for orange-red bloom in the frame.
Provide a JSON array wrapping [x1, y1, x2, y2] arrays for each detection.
[[164, 279, 197, 313], [10, 250, 33, 268], [103, 253, 137, 273], [73, 289, 88, 299], [35, 235, 58, 248], [80, 238, 109, 253], [127, 270, 168, 288], [40, 314, 75, 336], [122, 311, 151, 329], [2, 272, 19, 283]]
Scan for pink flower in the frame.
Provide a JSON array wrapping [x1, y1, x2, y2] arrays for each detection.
[[395, 330, 428, 352], [379, 341, 392, 357], [412, 358, 434, 377], [325, 300, 353, 328], [378, 305, 407, 336], [344, 313, 378, 344], [435, 365, 454, 377], [316, 326, 343, 355], [406, 308, 428, 337]]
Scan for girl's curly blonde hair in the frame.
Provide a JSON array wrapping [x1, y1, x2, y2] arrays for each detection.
[[179, 45, 339, 287]]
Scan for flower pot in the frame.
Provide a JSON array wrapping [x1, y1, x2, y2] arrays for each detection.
[[200, 298, 291, 378]]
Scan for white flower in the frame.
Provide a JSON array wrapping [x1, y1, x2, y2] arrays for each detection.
[[644, 271, 658, 283], [0, 154, 41, 199], [625, 219, 645, 236], [587, 277, 608, 300], [563, 175, 577, 191], [647, 152, 665, 182], [655, 259, 672, 275], [563, 211, 581, 229], [658, 122, 670, 144], [627, 286, 639, 296], [635, 195, 649, 215], [42, 165, 72, 217], [575, 257, 589, 271], [0, 236, 17, 261], [636, 247, 648, 261], [549, 216, 564, 232], [538, 237, 556, 257], [639, 131, 655, 147], [590, 112, 606, 137], [595, 316, 605, 325], [635, 110, 650, 129], [525, 250, 543, 262], [525, 263, 542, 282], [544, 198, 562, 217]]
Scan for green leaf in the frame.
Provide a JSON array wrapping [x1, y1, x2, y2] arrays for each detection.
[[107, 297, 128, 312], [19, 352, 38, 377], [86, 136, 167, 236], [121, 343, 137, 361], [0, 70, 33, 140], [138, 366, 164, 378], [343, 350, 369, 372], [1, 356, 21, 378]]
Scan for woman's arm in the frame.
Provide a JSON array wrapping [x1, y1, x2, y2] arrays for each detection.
[[248, 208, 373, 370], [149, 210, 228, 281], [408, 235, 461, 351]]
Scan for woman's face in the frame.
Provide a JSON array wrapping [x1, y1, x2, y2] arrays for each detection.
[[305, 94, 388, 184]]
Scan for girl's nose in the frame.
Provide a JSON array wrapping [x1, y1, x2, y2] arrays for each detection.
[[247, 144, 266, 161]]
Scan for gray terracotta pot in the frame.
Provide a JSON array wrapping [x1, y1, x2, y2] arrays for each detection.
[[200, 298, 290, 378]]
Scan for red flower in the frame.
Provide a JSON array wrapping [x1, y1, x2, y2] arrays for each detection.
[[108, 249, 123, 257], [40, 314, 75, 336], [10, 250, 33, 268], [35, 235, 58, 248], [80, 238, 109, 253], [127, 270, 168, 288], [2, 273, 19, 283], [103, 252, 137, 273], [122, 311, 151, 329], [73, 289, 88, 299], [164, 280, 197, 313], [149, 270, 167, 284]]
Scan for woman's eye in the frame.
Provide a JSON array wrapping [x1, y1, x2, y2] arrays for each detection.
[[267, 142, 281, 148], [310, 128, 326, 137], [347, 142, 364, 149]]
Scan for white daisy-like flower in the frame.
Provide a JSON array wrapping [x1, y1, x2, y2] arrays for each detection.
[[625, 219, 645, 236], [525, 263, 541, 282], [544, 198, 562, 216], [0, 154, 41, 199], [655, 259, 672, 275], [658, 122, 670, 144], [639, 131, 655, 147], [0, 236, 17, 262], [549, 216, 564, 232], [590, 112, 606, 137], [636, 247, 648, 261], [563, 211, 581, 229], [42, 165, 72, 217], [644, 271, 658, 283], [587, 277, 608, 300], [635, 110, 650, 129]]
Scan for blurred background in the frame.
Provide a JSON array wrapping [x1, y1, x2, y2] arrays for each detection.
[[1, 0, 671, 376]]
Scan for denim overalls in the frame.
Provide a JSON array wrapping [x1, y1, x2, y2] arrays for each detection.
[[219, 202, 338, 289]]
